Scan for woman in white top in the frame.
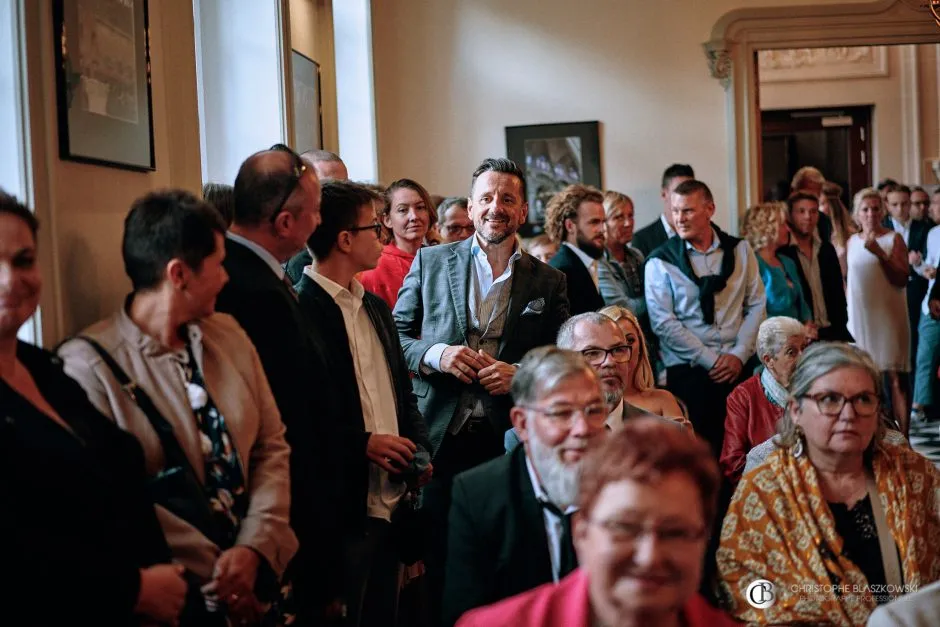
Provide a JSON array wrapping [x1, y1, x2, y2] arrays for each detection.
[[846, 187, 912, 434]]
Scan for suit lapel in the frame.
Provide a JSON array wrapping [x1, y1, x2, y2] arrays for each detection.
[[447, 240, 472, 339], [510, 447, 553, 584], [499, 253, 534, 358]]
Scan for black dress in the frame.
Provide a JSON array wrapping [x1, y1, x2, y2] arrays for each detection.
[[0, 341, 172, 626], [828, 495, 889, 604]]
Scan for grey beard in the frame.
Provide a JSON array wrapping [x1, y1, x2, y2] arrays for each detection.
[[528, 430, 581, 509], [604, 388, 622, 410]]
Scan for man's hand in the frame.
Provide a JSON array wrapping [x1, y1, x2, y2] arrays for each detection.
[[366, 434, 417, 473], [416, 463, 433, 488], [440, 346, 487, 383], [201, 546, 260, 608], [924, 265, 937, 280], [909, 251, 924, 267], [709, 354, 743, 384], [476, 350, 517, 395], [136, 564, 187, 623], [929, 298, 940, 321]]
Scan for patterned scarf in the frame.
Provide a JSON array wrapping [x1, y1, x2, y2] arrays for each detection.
[[718, 441, 940, 626], [759, 367, 788, 408]]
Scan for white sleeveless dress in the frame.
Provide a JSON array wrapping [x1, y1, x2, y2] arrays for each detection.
[[846, 232, 910, 372]]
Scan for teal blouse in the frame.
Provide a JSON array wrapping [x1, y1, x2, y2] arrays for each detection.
[[757, 254, 812, 322]]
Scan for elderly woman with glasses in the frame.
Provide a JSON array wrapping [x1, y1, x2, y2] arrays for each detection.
[[718, 342, 940, 626], [458, 418, 738, 627], [720, 316, 807, 484]]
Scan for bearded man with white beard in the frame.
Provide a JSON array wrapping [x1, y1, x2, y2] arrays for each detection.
[[441, 347, 607, 626]]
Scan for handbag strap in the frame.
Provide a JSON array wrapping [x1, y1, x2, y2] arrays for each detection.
[[866, 474, 903, 589], [73, 336, 199, 479]]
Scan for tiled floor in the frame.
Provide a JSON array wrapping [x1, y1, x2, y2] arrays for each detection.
[[909, 418, 940, 467]]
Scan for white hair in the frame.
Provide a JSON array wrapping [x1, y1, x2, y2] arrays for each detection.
[[757, 316, 806, 360]]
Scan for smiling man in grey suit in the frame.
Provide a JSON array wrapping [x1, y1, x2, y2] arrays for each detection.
[[394, 157, 569, 624]]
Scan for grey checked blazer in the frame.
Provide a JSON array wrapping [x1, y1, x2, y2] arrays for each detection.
[[393, 237, 569, 455]]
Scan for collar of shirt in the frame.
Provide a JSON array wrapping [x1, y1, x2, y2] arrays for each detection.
[[525, 452, 578, 515], [660, 213, 676, 238], [605, 398, 624, 431], [226, 232, 285, 281], [684, 227, 721, 255], [563, 241, 600, 273], [891, 217, 911, 235], [471, 232, 522, 290], [306, 266, 365, 307]]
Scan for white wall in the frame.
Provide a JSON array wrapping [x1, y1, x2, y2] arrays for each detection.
[[196, 0, 286, 185], [0, 0, 27, 199], [371, 0, 871, 231]]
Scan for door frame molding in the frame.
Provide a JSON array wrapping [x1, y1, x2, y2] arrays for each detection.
[[704, 0, 939, 231]]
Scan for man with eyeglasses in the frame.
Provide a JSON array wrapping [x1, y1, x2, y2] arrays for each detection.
[[442, 346, 607, 626], [438, 196, 475, 244], [295, 180, 433, 626], [215, 144, 340, 623]]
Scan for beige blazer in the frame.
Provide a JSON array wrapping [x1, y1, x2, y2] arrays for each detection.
[[59, 309, 298, 581]]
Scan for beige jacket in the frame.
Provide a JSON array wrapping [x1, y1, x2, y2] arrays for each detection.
[[58, 309, 298, 580]]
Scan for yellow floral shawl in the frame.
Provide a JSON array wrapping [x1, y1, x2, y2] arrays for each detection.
[[717, 441, 940, 626]]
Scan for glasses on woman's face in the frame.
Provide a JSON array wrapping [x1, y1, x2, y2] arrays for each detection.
[[802, 391, 879, 416], [580, 345, 632, 366], [586, 518, 706, 549], [268, 143, 307, 223], [520, 403, 609, 427], [347, 222, 383, 238]]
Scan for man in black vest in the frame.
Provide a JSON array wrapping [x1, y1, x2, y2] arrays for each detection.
[[631, 164, 695, 257], [443, 346, 607, 626], [545, 184, 606, 315]]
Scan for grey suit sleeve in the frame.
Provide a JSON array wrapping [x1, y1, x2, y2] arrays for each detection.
[[393, 249, 436, 372]]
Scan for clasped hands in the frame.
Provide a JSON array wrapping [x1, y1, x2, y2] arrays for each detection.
[[201, 546, 263, 625], [709, 354, 743, 384], [440, 346, 516, 395]]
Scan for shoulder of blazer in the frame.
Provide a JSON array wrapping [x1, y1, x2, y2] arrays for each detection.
[[548, 243, 578, 270], [453, 449, 515, 500]]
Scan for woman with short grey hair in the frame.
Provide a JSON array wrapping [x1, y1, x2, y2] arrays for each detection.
[[719, 342, 940, 626], [719, 316, 806, 483]]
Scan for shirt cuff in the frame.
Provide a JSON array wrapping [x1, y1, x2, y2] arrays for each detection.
[[421, 343, 449, 373], [696, 348, 721, 371]]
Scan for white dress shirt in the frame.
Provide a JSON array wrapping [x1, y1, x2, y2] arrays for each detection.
[[524, 454, 577, 583], [605, 399, 625, 432], [226, 232, 286, 280], [563, 241, 600, 289], [660, 213, 676, 239], [306, 267, 404, 521], [890, 217, 911, 247]]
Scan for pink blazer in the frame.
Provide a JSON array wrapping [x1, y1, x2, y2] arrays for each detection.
[[456, 569, 739, 627]]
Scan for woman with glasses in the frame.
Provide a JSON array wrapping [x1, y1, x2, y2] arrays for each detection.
[[718, 342, 940, 626], [457, 417, 737, 627], [720, 316, 807, 484], [360, 178, 437, 308]]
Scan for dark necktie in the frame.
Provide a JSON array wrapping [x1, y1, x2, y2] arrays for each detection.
[[539, 500, 578, 579], [282, 273, 299, 301]]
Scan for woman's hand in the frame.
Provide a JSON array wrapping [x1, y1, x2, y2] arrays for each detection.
[[201, 546, 260, 609], [863, 232, 885, 258], [135, 563, 187, 623]]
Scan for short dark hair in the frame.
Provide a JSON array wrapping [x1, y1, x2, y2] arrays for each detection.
[[672, 179, 713, 203], [786, 190, 819, 213], [877, 178, 898, 191], [300, 149, 342, 164], [0, 189, 39, 238], [122, 189, 227, 291], [306, 180, 382, 261], [887, 184, 911, 197], [232, 147, 307, 227], [661, 163, 695, 190], [911, 186, 927, 196], [202, 182, 234, 228], [470, 158, 526, 200]]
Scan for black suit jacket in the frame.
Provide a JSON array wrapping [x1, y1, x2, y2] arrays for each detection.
[[548, 244, 604, 315], [907, 220, 931, 329], [214, 237, 344, 609], [294, 273, 432, 526], [443, 446, 554, 626], [780, 240, 852, 342], [2, 342, 171, 625], [632, 217, 669, 258]]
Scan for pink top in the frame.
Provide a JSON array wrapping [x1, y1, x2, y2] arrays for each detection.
[[358, 243, 417, 309]]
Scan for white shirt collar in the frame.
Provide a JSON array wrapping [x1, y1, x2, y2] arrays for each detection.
[[684, 227, 721, 254], [226, 232, 285, 280], [660, 213, 676, 238], [305, 265, 365, 302], [891, 217, 911, 232], [605, 398, 624, 431], [563, 241, 599, 270], [470, 232, 522, 261]]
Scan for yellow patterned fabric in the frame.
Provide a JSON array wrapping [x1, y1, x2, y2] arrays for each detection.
[[717, 440, 940, 626]]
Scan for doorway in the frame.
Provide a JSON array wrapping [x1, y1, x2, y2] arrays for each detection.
[[761, 106, 872, 207]]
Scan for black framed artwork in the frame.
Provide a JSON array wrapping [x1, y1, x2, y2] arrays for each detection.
[[506, 121, 602, 236], [53, 0, 155, 171], [291, 50, 323, 153]]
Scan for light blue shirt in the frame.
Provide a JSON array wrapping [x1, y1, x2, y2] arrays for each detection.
[[644, 232, 766, 370], [422, 234, 522, 371], [226, 231, 285, 280]]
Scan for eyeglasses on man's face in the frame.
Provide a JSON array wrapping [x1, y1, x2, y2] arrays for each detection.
[[346, 222, 383, 238], [268, 143, 308, 223], [580, 344, 632, 366], [520, 403, 608, 427], [801, 391, 879, 417]]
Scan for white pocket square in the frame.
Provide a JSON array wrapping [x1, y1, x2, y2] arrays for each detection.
[[521, 298, 545, 316]]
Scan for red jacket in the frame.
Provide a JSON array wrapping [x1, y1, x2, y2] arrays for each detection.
[[456, 568, 738, 627], [359, 244, 417, 309], [720, 374, 784, 484]]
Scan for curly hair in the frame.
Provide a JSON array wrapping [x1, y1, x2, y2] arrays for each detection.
[[742, 202, 786, 252], [542, 184, 604, 244]]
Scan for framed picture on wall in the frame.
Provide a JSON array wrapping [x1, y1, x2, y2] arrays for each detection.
[[291, 50, 323, 153], [53, 0, 155, 171], [506, 121, 602, 236]]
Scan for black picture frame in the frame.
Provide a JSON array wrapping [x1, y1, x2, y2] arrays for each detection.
[[506, 121, 602, 236], [53, 0, 155, 171], [291, 50, 323, 153]]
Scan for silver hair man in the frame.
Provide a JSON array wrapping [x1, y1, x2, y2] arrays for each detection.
[[556, 312, 629, 408]]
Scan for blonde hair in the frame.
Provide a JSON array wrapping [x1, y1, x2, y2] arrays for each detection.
[[791, 166, 825, 192], [602, 190, 633, 220], [543, 184, 604, 243], [599, 305, 655, 392], [742, 202, 786, 251], [852, 187, 882, 220]]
